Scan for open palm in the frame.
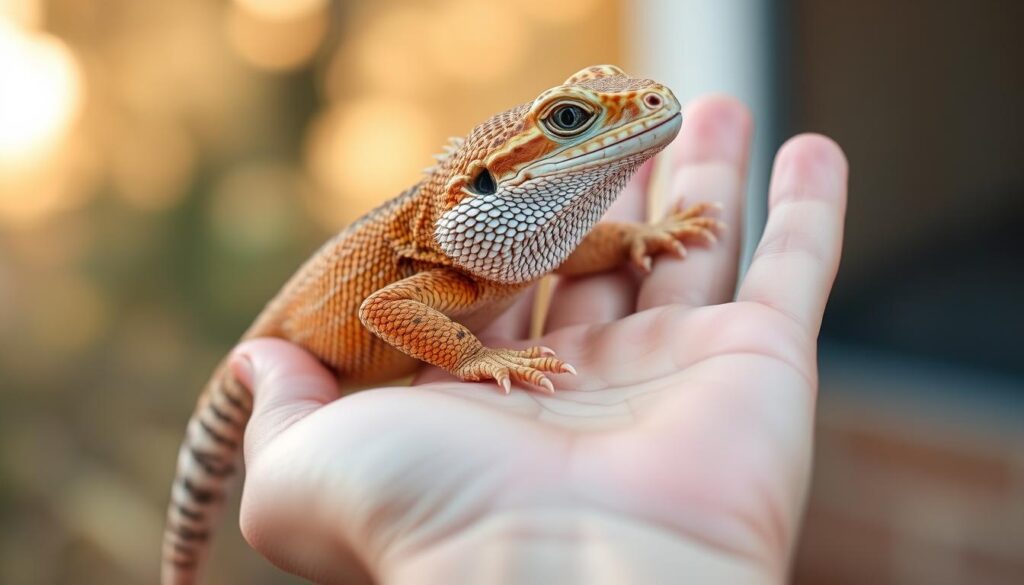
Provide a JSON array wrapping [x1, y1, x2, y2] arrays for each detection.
[[235, 97, 848, 585]]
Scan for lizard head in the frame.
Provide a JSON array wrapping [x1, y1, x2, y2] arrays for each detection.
[[432, 64, 682, 283]]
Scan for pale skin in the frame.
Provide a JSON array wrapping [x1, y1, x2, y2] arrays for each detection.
[[232, 96, 848, 584]]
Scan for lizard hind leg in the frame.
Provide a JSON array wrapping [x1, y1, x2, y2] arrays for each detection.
[[161, 364, 253, 585]]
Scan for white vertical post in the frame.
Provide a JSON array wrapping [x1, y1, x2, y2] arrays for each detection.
[[627, 0, 779, 274]]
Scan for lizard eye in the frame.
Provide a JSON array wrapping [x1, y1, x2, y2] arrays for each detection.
[[544, 103, 594, 136], [469, 167, 497, 195]]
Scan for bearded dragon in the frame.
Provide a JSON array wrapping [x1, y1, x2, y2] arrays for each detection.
[[162, 65, 722, 584]]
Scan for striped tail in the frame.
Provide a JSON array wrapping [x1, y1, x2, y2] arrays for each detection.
[[161, 362, 253, 584]]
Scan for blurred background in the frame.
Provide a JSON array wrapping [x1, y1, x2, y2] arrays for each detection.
[[0, 0, 1020, 583]]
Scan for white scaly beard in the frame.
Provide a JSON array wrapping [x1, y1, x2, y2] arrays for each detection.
[[435, 150, 656, 284]]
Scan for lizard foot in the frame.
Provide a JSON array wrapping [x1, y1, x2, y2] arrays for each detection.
[[456, 346, 575, 394], [628, 201, 726, 272]]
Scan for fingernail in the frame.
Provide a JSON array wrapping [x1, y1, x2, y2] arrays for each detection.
[[678, 98, 750, 164], [772, 134, 847, 203], [230, 354, 255, 389]]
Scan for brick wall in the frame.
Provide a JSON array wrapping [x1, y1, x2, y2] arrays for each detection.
[[792, 353, 1024, 584]]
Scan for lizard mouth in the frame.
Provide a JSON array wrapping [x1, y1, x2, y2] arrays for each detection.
[[510, 113, 682, 184]]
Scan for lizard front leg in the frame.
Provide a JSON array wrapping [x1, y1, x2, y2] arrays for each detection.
[[358, 268, 573, 393], [557, 201, 724, 277]]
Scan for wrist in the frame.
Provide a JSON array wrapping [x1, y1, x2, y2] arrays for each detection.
[[382, 508, 780, 585]]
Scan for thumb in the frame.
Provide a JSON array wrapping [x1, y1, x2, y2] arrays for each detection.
[[229, 338, 339, 463]]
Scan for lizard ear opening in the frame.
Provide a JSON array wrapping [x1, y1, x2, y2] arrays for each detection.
[[564, 64, 627, 85], [469, 168, 497, 195]]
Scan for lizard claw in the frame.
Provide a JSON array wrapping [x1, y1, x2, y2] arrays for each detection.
[[535, 346, 557, 357], [495, 371, 512, 394], [538, 378, 555, 394]]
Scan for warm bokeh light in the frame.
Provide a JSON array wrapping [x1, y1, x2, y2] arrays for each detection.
[[232, 0, 328, 22], [0, 21, 83, 165], [0, 133, 98, 225], [225, 2, 328, 72], [345, 5, 435, 95], [426, 0, 528, 84], [305, 97, 434, 226], [208, 161, 303, 252], [109, 119, 196, 211], [519, 0, 599, 24], [0, 0, 43, 29]]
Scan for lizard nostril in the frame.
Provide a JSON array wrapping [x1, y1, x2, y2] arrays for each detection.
[[643, 93, 663, 109]]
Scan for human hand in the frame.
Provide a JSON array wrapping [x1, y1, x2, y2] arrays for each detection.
[[234, 96, 848, 584]]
